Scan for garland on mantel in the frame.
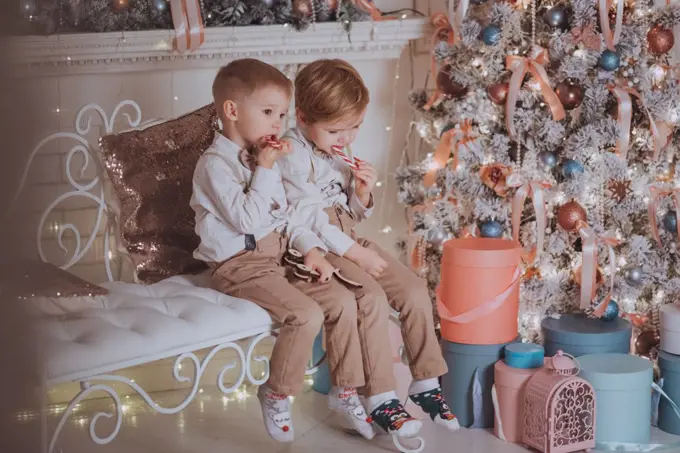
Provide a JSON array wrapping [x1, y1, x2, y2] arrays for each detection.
[[15, 0, 373, 35]]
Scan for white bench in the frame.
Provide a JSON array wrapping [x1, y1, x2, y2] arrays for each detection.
[[17, 100, 286, 452]]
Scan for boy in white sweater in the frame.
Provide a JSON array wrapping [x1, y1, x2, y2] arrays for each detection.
[[191, 59, 375, 443]]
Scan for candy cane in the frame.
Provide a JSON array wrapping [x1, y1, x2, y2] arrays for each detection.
[[332, 145, 359, 170]]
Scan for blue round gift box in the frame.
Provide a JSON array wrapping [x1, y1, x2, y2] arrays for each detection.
[[542, 314, 632, 357], [578, 353, 652, 445], [658, 350, 680, 436], [504, 343, 544, 369], [441, 337, 518, 428]]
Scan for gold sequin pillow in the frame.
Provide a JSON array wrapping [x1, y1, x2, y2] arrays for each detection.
[[100, 105, 217, 284]]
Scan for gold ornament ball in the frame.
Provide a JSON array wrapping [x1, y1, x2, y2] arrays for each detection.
[[487, 82, 509, 105], [112, 0, 130, 12], [437, 65, 468, 99], [293, 0, 312, 17], [556, 80, 585, 110], [635, 330, 660, 357], [647, 24, 675, 56], [557, 201, 587, 232]]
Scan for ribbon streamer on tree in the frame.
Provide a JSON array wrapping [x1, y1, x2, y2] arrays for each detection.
[[576, 221, 620, 316], [599, 0, 623, 51], [609, 83, 668, 161], [405, 202, 433, 274], [506, 47, 565, 138], [447, 0, 469, 37], [508, 174, 550, 263], [170, 0, 205, 52], [353, 0, 395, 21], [649, 186, 680, 247], [424, 13, 456, 111], [423, 120, 476, 187]]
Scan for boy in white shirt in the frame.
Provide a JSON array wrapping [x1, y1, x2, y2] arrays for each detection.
[[191, 59, 375, 443], [278, 59, 460, 436]]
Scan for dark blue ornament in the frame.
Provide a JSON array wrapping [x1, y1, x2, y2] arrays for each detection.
[[663, 210, 678, 233], [543, 4, 568, 29], [471, 0, 487, 4], [482, 25, 502, 45], [539, 151, 558, 170], [599, 50, 621, 71], [480, 220, 503, 238], [152, 0, 168, 12], [601, 300, 620, 322], [561, 159, 584, 178]]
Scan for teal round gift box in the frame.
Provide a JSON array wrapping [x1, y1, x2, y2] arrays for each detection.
[[504, 343, 544, 368], [542, 314, 632, 357], [658, 351, 680, 435], [578, 353, 652, 445], [311, 330, 331, 395], [441, 337, 518, 428]]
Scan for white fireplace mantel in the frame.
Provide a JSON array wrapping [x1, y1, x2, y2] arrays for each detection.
[[10, 18, 429, 76]]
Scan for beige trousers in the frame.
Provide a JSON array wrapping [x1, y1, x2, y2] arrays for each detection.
[[211, 231, 394, 395], [325, 205, 448, 383]]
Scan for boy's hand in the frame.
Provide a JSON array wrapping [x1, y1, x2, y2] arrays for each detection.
[[304, 248, 334, 283], [344, 243, 387, 278], [256, 136, 291, 169], [353, 159, 378, 206]]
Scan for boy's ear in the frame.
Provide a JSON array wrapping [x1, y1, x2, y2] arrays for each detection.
[[295, 107, 306, 126], [222, 100, 238, 121]]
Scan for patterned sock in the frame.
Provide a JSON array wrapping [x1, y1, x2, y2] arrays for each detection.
[[257, 385, 294, 443], [328, 387, 375, 440], [369, 399, 422, 438], [408, 384, 460, 431]]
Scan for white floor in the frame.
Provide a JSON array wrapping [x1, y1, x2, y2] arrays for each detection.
[[37, 381, 680, 453]]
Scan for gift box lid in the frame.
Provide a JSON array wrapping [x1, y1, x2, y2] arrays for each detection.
[[542, 314, 632, 346], [442, 238, 521, 268], [659, 350, 680, 373], [578, 353, 652, 391], [504, 343, 544, 369], [660, 304, 680, 333], [442, 337, 519, 357]]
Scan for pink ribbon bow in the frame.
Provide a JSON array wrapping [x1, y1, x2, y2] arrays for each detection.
[[506, 47, 566, 138], [576, 221, 620, 315], [609, 83, 669, 161], [649, 186, 680, 247], [508, 174, 551, 263], [170, 0, 205, 52], [424, 120, 476, 187]]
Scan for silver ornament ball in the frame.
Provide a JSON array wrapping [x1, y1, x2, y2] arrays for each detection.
[[427, 185, 443, 199], [260, 0, 276, 6], [427, 228, 447, 246], [625, 266, 643, 286], [152, 0, 169, 11]]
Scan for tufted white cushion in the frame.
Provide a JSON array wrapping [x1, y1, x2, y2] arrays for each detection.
[[40, 273, 274, 384]]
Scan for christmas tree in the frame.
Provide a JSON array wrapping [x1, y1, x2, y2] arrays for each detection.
[[398, 0, 680, 354]]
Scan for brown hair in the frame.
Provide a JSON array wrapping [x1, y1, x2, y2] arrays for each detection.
[[295, 59, 369, 124], [212, 59, 293, 111]]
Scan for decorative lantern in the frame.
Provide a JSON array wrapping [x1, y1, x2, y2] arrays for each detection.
[[522, 351, 596, 453]]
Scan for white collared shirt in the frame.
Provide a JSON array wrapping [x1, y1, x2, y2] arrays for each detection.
[[190, 133, 326, 263], [278, 127, 374, 256]]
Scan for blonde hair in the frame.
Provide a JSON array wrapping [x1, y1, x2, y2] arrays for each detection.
[[212, 59, 293, 113], [295, 59, 369, 124]]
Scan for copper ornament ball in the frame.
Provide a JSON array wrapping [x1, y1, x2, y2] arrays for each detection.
[[112, 0, 130, 11], [437, 65, 468, 99], [293, 0, 312, 17], [556, 80, 584, 110], [487, 82, 509, 105], [647, 25, 675, 56], [635, 330, 660, 357], [557, 201, 587, 232]]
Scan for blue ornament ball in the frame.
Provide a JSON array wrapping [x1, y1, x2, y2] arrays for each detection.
[[601, 300, 620, 322], [599, 49, 621, 71], [480, 220, 503, 238], [539, 151, 558, 170], [471, 0, 487, 4], [482, 25, 502, 45], [663, 210, 678, 233], [561, 159, 584, 179]]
